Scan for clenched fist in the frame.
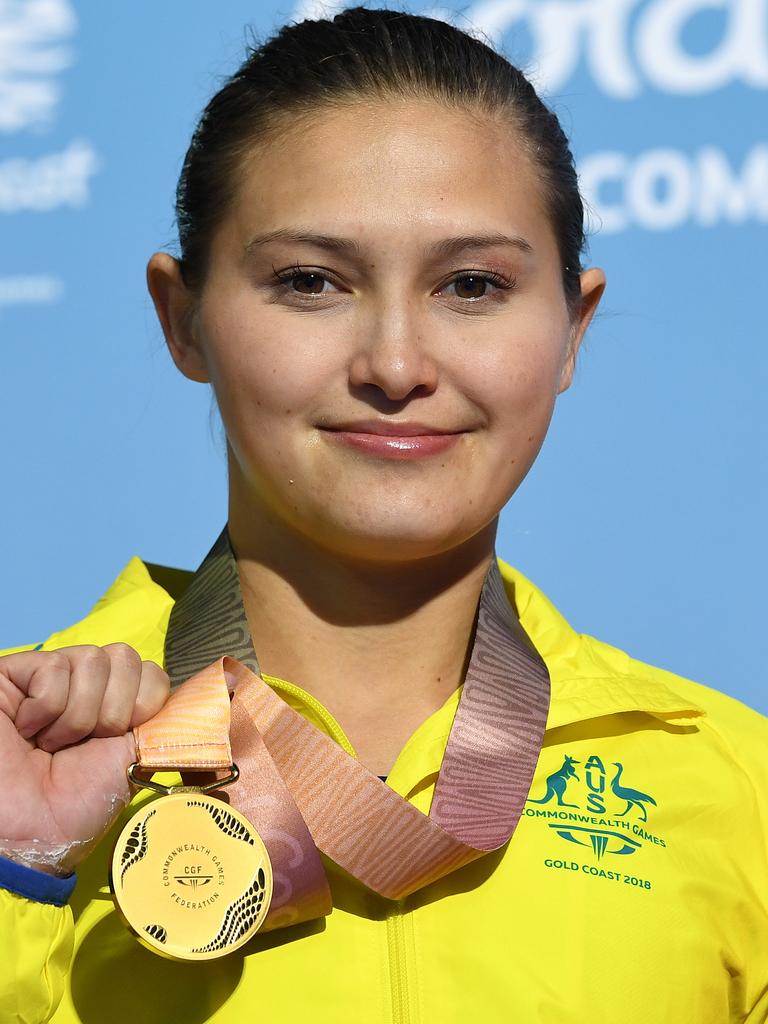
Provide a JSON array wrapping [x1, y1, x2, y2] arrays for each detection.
[[0, 644, 170, 875]]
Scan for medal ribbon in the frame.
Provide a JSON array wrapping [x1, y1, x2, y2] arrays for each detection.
[[133, 559, 550, 932]]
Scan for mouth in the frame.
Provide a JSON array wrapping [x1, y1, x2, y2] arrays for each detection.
[[318, 420, 467, 460]]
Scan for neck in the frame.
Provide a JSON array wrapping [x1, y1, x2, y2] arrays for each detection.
[[228, 503, 498, 775]]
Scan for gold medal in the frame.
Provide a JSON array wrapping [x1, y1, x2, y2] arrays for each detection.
[[110, 765, 273, 961]]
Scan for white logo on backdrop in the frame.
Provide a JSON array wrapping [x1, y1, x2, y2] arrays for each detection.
[[0, 139, 98, 213], [0, 0, 98, 309], [0, 0, 75, 131], [296, 0, 768, 97], [0, 273, 62, 308], [294, 0, 768, 234], [580, 143, 768, 232]]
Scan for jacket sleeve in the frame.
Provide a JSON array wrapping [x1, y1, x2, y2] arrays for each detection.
[[0, 858, 76, 1024]]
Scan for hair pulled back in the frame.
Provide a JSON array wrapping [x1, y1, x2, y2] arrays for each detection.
[[176, 6, 585, 311]]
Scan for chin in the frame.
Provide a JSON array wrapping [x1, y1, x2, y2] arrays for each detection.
[[306, 506, 482, 563]]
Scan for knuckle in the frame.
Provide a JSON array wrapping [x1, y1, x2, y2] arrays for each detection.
[[107, 643, 142, 673], [142, 661, 171, 692], [72, 644, 109, 669], [44, 651, 70, 674]]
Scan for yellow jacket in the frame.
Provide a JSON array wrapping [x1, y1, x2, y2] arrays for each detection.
[[2, 555, 767, 1024]]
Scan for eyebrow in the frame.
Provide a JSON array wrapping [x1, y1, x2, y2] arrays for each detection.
[[243, 228, 534, 260]]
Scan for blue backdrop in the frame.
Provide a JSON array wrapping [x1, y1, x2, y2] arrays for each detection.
[[2, 0, 766, 714]]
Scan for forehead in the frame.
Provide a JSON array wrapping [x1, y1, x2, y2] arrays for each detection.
[[227, 98, 552, 252]]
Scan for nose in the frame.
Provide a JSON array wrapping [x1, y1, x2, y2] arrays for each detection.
[[348, 298, 438, 402]]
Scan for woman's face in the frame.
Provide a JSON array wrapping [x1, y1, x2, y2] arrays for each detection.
[[156, 98, 604, 563]]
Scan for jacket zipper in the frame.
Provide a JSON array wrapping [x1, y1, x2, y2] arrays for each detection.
[[386, 905, 412, 1024]]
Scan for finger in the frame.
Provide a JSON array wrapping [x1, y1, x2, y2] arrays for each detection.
[[91, 643, 143, 738], [6, 652, 71, 739], [0, 652, 39, 721], [129, 661, 171, 728], [36, 646, 110, 752]]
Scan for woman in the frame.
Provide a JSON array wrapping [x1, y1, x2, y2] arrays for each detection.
[[1, 7, 766, 1023]]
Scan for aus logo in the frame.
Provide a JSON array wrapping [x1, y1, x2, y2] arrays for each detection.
[[529, 754, 656, 819], [525, 754, 665, 861]]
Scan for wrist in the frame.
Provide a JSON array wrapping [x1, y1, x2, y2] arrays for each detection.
[[0, 839, 81, 877], [1, 853, 70, 877]]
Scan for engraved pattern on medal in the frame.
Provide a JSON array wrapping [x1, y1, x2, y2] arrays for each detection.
[[144, 924, 168, 944], [120, 808, 156, 882], [191, 867, 268, 953], [187, 798, 256, 845]]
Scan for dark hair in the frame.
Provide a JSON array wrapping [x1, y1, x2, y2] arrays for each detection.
[[176, 6, 585, 311]]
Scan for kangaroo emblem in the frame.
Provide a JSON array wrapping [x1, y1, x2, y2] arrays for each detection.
[[528, 755, 580, 808], [610, 763, 657, 822]]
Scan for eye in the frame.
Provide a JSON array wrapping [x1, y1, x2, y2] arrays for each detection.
[[286, 271, 331, 295], [437, 271, 515, 302], [271, 264, 337, 298]]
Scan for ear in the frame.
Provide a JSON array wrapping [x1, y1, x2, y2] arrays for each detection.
[[557, 267, 606, 394], [146, 252, 211, 383]]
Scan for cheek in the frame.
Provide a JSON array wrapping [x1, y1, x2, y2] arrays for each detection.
[[461, 319, 567, 437], [199, 306, 332, 435]]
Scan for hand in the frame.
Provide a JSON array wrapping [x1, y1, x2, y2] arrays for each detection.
[[0, 644, 170, 874]]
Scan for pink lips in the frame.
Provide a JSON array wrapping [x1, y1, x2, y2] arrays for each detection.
[[321, 420, 464, 460]]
